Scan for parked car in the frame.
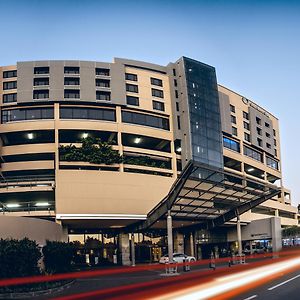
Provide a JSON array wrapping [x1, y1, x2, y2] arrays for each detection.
[[159, 253, 196, 264], [243, 246, 266, 255]]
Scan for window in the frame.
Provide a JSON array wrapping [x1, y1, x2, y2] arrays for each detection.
[[230, 104, 235, 113], [3, 93, 17, 103], [3, 70, 17, 78], [257, 127, 262, 135], [256, 117, 261, 125], [126, 95, 139, 106], [232, 126, 238, 136], [266, 143, 271, 149], [257, 138, 262, 147], [126, 84, 138, 93], [223, 137, 240, 152], [266, 156, 279, 170], [177, 116, 181, 130], [243, 145, 263, 162], [176, 102, 179, 112], [231, 115, 236, 124], [3, 81, 17, 90], [266, 132, 271, 138], [34, 67, 49, 74], [96, 91, 111, 101], [172, 69, 176, 76], [153, 100, 165, 111], [95, 68, 110, 76], [60, 107, 115, 121], [243, 121, 250, 130], [33, 90, 49, 99], [273, 129, 276, 136], [64, 66, 79, 74], [34, 78, 49, 86], [174, 79, 178, 87], [274, 149, 277, 156], [152, 88, 164, 98], [175, 90, 179, 98], [274, 139, 277, 146], [95, 79, 110, 87], [265, 122, 270, 128], [244, 132, 250, 142], [64, 89, 80, 99], [243, 111, 249, 120], [125, 73, 137, 81], [122, 111, 169, 130], [64, 77, 80, 85], [151, 77, 163, 87], [1, 107, 54, 123]]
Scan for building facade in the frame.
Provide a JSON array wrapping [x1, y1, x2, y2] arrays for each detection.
[[0, 57, 297, 263]]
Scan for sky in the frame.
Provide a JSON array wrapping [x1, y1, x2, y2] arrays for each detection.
[[0, 0, 299, 205]]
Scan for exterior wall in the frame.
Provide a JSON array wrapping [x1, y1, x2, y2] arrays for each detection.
[[0, 215, 67, 245]]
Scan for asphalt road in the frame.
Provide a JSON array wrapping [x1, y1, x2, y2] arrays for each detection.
[[233, 268, 300, 300]]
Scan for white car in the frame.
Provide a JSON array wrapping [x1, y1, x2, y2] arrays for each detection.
[[159, 253, 196, 264]]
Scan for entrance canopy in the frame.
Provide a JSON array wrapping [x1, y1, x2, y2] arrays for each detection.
[[127, 161, 281, 232]]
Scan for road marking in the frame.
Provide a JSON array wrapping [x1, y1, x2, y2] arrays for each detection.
[[268, 274, 300, 290], [243, 295, 257, 300]]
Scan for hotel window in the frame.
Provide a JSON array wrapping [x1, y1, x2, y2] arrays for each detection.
[[273, 129, 276, 136], [243, 145, 263, 162], [223, 137, 240, 153], [231, 115, 236, 124], [257, 127, 262, 135], [3, 93, 17, 103], [153, 100, 165, 112], [177, 116, 181, 130], [174, 79, 178, 87], [96, 91, 111, 101], [64, 89, 80, 99], [232, 126, 238, 136], [230, 104, 235, 113], [34, 78, 49, 86], [176, 102, 179, 112], [126, 83, 138, 93], [173, 69, 176, 76], [265, 122, 270, 128], [175, 90, 179, 98], [152, 88, 164, 98], [3, 70, 17, 78], [60, 107, 115, 121], [33, 89, 49, 99], [126, 95, 139, 106], [122, 111, 170, 130], [274, 149, 277, 156], [266, 156, 279, 170], [64, 77, 80, 86], [95, 79, 110, 87], [243, 121, 250, 130], [266, 143, 271, 149], [244, 132, 250, 142], [95, 68, 110, 76], [64, 66, 80, 74], [125, 73, 138, 81], [151, 77, 163, 87], [256, 117, 261, 125], [243, 111, 249, 120], [257, 138, 262, 147], [34, 67, 49, 74], [266, 132, 271, 138], [274, 139, 277, 146], [3, 81, 17, 90]]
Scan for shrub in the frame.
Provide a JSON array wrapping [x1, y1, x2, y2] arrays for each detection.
[[0, 238, 41, 278], [42, 241, 76, 274]]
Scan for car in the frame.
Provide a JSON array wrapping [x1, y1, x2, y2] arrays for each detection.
[[159, 253, 196, 264], [243, 246, 266, 255]]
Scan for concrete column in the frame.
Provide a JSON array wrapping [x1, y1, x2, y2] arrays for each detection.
[[237, 214, 242, 256], [174, 232, 184, 253], [167, 210, 173, 262], [131, 233, 135, 266], [119, 234, 131, 266], [190, 232, 195, 257], [271, 217, 282, 253]]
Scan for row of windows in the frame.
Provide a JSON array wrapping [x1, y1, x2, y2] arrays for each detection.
[[243, 145, 263, 162], [223, 137, 240, 152], [125, 73, 163, 87], [3, 81, 17, 90], [266, 156, 279, 170], [1, 107, 170, 130], [125, 83, 164, 98], [126, 96, 165, 111], [2, 93, 17, 103], [33, 66, 110, 76], [3, 70, 17, 78]]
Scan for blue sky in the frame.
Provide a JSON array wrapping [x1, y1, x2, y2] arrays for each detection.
[[0, 0, 299, 204]]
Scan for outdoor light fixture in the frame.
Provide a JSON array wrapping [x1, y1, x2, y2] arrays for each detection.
[[35, 202, 50, 207], [6, 203, 20, 208], [176, 147, 182, 152], [82, 133, 89, 138], [247, 168, 255, 172], [27, 133, 34, 139], [134, 137, 141, 144]]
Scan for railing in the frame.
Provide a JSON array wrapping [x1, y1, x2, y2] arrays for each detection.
[[0, 200, 55, 214]]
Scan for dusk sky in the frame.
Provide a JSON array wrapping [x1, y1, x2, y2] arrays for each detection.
[[0, 0, 299, 204]]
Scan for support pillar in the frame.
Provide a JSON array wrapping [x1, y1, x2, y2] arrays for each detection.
[[167, 210, 173, 262], [190, 232, 195, 257], [271, 217, 282, 253], [237, 214, 242, 256], [174, 232, 184, 253], [119, 234, 131, 266], [131, 233, 135, 266]]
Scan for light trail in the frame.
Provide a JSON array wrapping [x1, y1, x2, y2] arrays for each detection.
[[151, 256, 300, 300]]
